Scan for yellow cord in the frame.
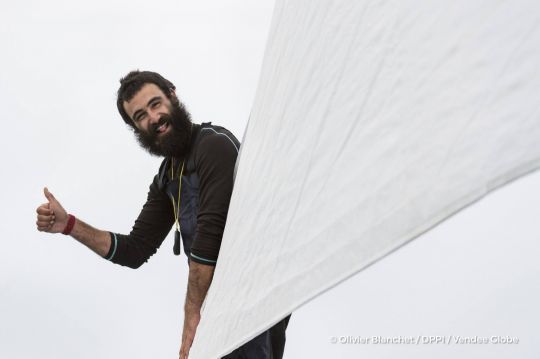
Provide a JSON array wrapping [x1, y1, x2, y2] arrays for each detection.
[[171, 158, 185, 232], [170, 123, 192, 233]]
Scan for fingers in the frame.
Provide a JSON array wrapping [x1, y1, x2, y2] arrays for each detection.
[[36, 203, 55, 231], [179, 347, 188, 359], [36, 220, 53, 231], [36, 223, 52, 232], [179, 341, 188, 359], [179, 337, 194, 359], [36, 218, 54, 229], [36, 204, 53, 215], [37, 213, 55, 221]]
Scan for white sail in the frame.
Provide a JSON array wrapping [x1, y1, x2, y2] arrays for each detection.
[[190, 1, 540, 357]]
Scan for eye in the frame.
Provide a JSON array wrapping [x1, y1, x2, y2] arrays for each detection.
[[135, 113, 147, 122], [151, 101, 160, 109]]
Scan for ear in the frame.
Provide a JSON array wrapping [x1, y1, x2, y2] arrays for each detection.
[[169, 88, 179, 104]]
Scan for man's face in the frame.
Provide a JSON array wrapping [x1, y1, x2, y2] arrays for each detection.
[[123, 83, 192, 158]]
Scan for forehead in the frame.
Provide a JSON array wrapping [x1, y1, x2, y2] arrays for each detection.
[[123, 83, 167, 119]]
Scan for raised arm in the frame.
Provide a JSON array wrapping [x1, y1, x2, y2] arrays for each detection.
[[36, 173, 174, 268], [36, 187, 111, 256]]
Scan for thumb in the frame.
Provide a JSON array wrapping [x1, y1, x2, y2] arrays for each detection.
[[44, 187, 57, 203]]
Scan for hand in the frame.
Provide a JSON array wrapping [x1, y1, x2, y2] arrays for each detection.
[[36, 187, 69, 233], [179, 311, 201, 359]]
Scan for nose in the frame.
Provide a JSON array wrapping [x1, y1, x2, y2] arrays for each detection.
[[148, 110, 161, 125]]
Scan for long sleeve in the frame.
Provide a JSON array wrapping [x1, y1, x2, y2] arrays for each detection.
[[189, 131, 239, 265], [104, 173, 174, 269]]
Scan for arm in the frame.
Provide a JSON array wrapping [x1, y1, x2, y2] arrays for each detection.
[[36, 187, 111, 256], [179, 131, 240, 358], [179, 261, 215, 359], [36, 173, 174, 268]]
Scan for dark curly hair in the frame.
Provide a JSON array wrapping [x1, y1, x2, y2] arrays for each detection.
[[117, 70, 176, 130]]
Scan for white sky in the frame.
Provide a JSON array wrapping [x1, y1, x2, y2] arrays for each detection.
[[1, 1, 539, 358]]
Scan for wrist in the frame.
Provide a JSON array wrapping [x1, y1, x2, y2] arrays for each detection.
[[62, 214, 76, 235]]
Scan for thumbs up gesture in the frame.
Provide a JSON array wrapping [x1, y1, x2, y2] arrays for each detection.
[[36, 187, 69, 233]]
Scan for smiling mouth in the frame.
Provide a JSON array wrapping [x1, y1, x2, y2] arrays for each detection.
[[155, 122, 170, 135]]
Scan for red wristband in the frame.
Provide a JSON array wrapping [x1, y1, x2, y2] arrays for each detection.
[[62, 214, 76, 235]]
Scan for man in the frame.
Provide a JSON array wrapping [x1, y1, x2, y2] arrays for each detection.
[[35, 70, 290, 359]]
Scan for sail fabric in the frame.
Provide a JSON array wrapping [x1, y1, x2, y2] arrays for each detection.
[[190, 1, 540, 357]]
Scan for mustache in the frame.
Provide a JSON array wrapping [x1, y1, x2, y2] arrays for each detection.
[[133, 99, 193, 158], [149, 115, 171, 135]]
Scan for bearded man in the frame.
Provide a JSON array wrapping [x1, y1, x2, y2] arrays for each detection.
[[35, 70, 290, 359]]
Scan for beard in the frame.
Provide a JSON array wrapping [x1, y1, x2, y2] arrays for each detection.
[[134, 98, 193, 158]]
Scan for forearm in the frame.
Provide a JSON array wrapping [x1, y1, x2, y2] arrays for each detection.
[[70, 218, 111, 257], [180, 261, 215, 358], [37, 184, 170, 267], [185, 261, 215, 314]]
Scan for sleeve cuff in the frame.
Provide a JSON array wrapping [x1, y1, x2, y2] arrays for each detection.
[[190, 252, 217, 266], [104, 232, 118, 261]]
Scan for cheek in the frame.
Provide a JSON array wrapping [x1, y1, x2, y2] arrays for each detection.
[[159, 102, 173, 114], [135, 120, 150, 133]]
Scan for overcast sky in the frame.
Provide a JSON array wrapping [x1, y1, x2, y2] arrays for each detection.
[[1, 1, 539, 358]]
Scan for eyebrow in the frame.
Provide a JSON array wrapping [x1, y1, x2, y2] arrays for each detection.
[[132, 96, 162, 121]]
